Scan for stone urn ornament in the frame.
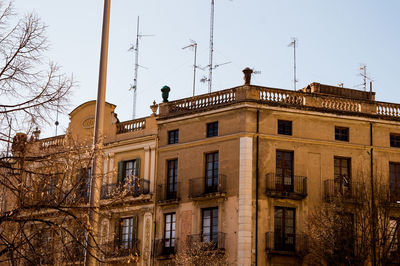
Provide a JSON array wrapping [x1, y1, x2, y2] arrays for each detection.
[[161, 86, 170, 103]]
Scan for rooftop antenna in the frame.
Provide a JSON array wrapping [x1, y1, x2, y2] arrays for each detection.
[[200, 61, 231, 86], [288, 38, 298, 91], [360, 64, 368, 91], [129, 16, 154, 119], [182, 40, 198, 96], [208, 0, 215, 93]]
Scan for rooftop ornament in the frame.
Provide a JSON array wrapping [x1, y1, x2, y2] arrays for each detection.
[[161, 85, 170, 103], [243, 67, 253, 85]]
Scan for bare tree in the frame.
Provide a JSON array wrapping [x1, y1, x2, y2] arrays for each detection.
[[172, 241, 228, 266], [0, 0, 73, 154], [306, 178, 400, 266]]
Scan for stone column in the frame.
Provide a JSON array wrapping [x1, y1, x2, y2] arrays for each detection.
[[141, 212, 152, 266], [237, 137, 253, 266], [149, 145, 156, 193]]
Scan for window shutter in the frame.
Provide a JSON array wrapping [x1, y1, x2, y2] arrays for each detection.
[[117, 161, 124, 183], [114, 219, 121, 246], [132, 216, 139, 240], [134, 158, 141, 177]]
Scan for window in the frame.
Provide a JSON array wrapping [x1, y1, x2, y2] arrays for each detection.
[[276, 150, 294, 192], [166, 159, 178, 199], [202, 207, 218, 244], [118, 217, 138, 250], [205, 152, 219, 193], [168, 129, 179, 144], [207, 122, 218, 137], [389, 162, 400, 203], [117, 159, 140, 183], [164, 213, 176, 254], [390, 133, 400, 148], [77, 167, 91, 200], [334, 157, 351, 196], [335, 126, 349, 141], [274, 207, 295, 251], [278, 120, 292, 135]]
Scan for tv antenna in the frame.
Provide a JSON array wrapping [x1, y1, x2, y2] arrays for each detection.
[[200, 61, 231, 85], [129, 16, 154, 119], [359, 64, 372, 91], [288, 38, 298, 91], [182, 40, 198, 96]]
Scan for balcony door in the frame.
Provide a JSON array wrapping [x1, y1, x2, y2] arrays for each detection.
[[164, 213, 176, 254], [167, 159, 178, 200], [274, 207, 295, 251], [205, 152, 219, 193], [390, 163, 400, 203], [276, 151, 294, 192], [334, 157, 351, 196], [202, 207, 218, 245]]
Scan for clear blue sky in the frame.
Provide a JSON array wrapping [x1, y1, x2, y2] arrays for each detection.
[[15, 0, 400, 138]]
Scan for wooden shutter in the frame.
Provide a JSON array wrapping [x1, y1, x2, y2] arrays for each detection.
[[134, 158, 141, 177], [114, 219, 121, 247], [132, 216, 139, 240], [117, 161, 124, 183]]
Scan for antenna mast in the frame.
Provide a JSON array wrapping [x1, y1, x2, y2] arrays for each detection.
[[131, 17, 140, 119], [182, 40, 198, 96], [360, 64, 367, 91], [208, 0, 215, 93], [288, 38, 297, 91]]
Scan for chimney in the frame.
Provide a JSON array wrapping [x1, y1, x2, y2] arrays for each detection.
[[243, 67, 253, 85]]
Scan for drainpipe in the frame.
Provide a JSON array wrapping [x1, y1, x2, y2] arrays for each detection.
[[255, 109, 260, 265], [370, 122, 376, 266]]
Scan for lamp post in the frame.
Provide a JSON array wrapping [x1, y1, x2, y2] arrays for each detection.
[[84, 0, 111, 265]]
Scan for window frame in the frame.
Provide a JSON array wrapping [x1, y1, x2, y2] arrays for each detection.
[[274, 206, 296, 252], [390, 133, 400, 148], [335, 126, 349, 142], [168, 129, 179, 144], [278, 120, 292, 136], [276, 150, 294, 192], [118, 217, 137, 250], [389, 162, 400, 203], [202, 207, 219, 244], [206, 121, 218, 138], [164, 213, 176, 251], [334, 156, 352, 196], [205, 152, 219, 193], [166, 159, 178, 199]]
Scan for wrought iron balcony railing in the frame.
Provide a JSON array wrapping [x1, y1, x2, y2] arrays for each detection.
[[157, 182, 180, 203], [265, 232, 308, 256], [323, 179, 366, 202], [154, 238, 179, 257], [187, 232, 226, 250], [101, 239, 140, 258], [265, 173, 307, 200], [189, 174, 226, 199], [100, 178, 150, 199]]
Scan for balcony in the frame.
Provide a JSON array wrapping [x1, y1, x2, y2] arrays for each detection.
[[187, 232, 226, 251], [157, 183, 180, 204], [189, 174, 226, 200], [265, 232, 308, 257], [102, 239, 140, 258], [265, 173, 307, 200], [154, 238, 179, 258], [100, 178, 149, 200], [323, 179, 365, 202]]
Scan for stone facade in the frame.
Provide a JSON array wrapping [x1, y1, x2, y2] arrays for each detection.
[[4, 74, 400, 265]]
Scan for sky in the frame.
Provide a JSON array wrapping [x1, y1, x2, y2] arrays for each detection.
[[14, 0, 400, 138]]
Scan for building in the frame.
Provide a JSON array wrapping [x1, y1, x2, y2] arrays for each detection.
[[2, 68, 400, 265]]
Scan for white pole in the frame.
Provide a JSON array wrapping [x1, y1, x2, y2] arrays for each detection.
[[85, 0, 110, 265]]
